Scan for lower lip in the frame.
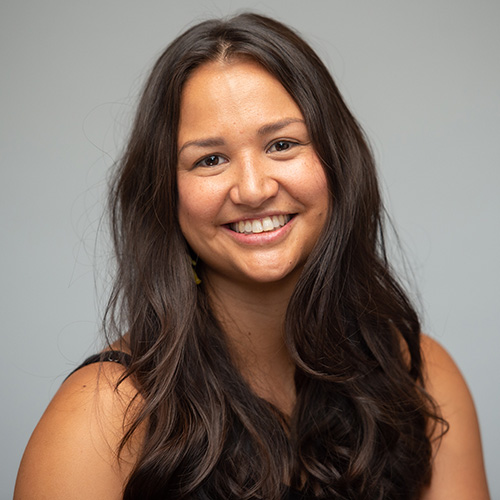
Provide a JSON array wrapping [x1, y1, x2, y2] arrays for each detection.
[[222, 217, 296, 245]]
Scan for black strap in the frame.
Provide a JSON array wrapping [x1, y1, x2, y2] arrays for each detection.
[[66, 350, 132, 379]]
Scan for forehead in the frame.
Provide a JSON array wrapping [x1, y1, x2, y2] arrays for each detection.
[[182, 57, 284, 95], [178, 59, 303, 141]]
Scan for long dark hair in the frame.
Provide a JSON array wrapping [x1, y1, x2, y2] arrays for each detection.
[[106, 12, 444, 500]]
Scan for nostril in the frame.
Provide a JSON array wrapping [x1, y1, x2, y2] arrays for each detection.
[[230, 176, 279, 208]]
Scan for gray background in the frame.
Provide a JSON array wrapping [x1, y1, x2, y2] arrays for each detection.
[[2, 0, 499, 497]]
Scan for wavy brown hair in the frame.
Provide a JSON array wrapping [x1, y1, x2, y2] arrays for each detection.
[[106, 12, 444, 500]]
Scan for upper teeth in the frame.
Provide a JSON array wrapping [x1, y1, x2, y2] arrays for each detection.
[[230, 215, 291, 234]]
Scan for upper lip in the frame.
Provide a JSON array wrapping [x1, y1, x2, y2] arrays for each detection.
[[224, 211, 295, 225]]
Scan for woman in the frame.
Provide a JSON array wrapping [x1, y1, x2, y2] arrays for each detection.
[[15, 13, 489, 500]]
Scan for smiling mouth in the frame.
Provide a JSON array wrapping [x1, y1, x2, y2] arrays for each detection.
[[228, 214, 294, 234]]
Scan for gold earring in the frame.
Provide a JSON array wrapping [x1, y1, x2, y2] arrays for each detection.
[[191, 258, 201, 285]]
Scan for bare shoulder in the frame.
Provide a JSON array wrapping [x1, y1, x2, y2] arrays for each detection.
[[419, 334, 490, 499], [14, 361, 142, 499]]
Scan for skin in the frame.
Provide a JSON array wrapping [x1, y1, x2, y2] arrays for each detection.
[[177, 59, 329, 288], [420, 336, 490, 499], [14, 60, 490, 499], [177, 59, 328, 408]]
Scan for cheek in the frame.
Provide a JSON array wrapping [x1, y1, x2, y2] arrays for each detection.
[[177, 194, 205, 256], [316, 172, 330, 217], [177, 177, 222, 238], [297, 160, 330, 237], [293, 157, 329, 209]]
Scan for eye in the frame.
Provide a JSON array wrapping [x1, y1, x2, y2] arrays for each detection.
[[195, 154, 228, 168], [267, 140, 297, 153]]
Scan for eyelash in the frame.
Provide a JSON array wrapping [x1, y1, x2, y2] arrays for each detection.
[[195, 155, 228, 168], [194, 140, 300, 168], [267, 139, 299, 153]]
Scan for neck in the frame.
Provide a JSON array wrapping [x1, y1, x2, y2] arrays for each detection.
[[205, 273, 298, 414]]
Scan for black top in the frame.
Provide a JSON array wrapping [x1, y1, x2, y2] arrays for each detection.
[[71, 351, 312, 500], [70, 350, 132, 374]]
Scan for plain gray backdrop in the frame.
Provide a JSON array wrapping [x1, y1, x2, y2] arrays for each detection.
[[2, 0, 499, 497]]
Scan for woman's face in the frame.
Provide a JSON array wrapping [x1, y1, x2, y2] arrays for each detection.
[[177, 59, 329, 287]]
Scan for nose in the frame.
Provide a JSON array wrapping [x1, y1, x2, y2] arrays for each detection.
[[229, 155, 279, 208]]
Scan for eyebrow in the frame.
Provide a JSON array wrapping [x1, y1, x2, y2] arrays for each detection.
[[257, 117, 304, 136], [178, 117, 305, 155], [178, 137, 225, 156]]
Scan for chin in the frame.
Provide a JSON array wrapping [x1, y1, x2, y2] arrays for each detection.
[[239, 265, 302, 286]]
